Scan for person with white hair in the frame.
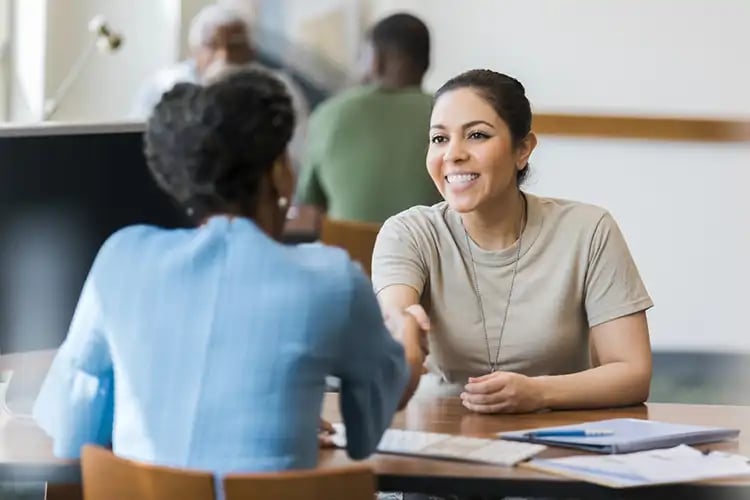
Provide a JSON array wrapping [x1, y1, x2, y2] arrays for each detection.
[[131, 4, 309, 170], [131, 5, 249, 118]]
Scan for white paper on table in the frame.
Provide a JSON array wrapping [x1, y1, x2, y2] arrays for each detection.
[[526, 445, 750, 488]]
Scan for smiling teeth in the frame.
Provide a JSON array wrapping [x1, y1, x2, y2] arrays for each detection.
[[446, 173, 479, 184]]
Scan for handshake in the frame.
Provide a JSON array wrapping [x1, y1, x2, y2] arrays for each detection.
[[384, 304, 431, 365], [318, 302, 434, 450]]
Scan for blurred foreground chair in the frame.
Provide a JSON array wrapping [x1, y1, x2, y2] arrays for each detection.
[[320, 218, 381, 277], [81, 445, 215, 500], [81, 444, 375, 500], [224, 465, 375, 500]]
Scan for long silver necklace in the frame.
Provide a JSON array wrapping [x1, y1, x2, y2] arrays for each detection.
[[462, 195, 526, 373]]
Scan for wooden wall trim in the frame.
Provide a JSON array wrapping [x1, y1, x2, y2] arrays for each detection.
[[532, 114, 750, 143]]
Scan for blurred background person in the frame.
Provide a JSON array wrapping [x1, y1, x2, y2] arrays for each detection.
[[131, 4, 309, 170], [130, 4, 249, 117], [292, 13, 441, 230]]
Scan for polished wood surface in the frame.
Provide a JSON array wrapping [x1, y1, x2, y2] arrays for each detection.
[[225, 465, 374, 500], [319, 395, 750, 497], [81, 445, 215, 500], [320, 394, 750, 478], [2, 350, 749, 498], [533, 113, 750, 143]]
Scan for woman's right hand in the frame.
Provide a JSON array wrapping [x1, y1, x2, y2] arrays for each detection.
[[377, 285, 432, 407], [404, 304, 430, 357], [384, 305, 430, 359]]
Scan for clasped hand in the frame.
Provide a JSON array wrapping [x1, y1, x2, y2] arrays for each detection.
[[385, 304, 430, 357], [460, 371, 544, 414]]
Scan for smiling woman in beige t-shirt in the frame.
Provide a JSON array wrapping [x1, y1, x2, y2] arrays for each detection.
[[372, 69, 653, 414]]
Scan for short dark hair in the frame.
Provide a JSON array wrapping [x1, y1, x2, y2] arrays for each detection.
[[370, 13, 430, 73], [144, 68, 294, 219], [434, 69, 532, 185]]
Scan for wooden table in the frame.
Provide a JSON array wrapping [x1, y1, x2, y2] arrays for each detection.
[[319, 394, 750, 499], [3, 350, 750, 499]]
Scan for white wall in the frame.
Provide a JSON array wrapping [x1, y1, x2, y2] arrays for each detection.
[[273, 0, 363, 69], [358, 0, 750, 352], [529, 139, 750, 353], [0, 0, 12, 119], [42, 0, 180, 122], [179, 0, 217, 59], [366, 0, 750, 117], [12, 0, 264, 122], [252, 0, 356, 91], [10, 0, 47, 121]]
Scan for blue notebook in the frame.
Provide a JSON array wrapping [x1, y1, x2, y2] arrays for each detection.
[[500, 418, 739, 454]]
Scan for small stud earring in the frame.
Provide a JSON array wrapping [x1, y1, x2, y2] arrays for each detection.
[[277, 196, 289, 209], [186, 206, 195, 217]]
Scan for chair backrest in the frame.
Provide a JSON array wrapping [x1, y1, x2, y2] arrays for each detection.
[[319, 218, 381, 276], [224, 465, 375, 500], [81, 445, 215, 500]]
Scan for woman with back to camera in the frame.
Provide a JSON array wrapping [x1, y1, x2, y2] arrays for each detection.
[[373, 69, 653, 413], [32, 68, 427, 478]]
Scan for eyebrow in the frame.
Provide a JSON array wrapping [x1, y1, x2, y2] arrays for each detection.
[[429, 120, 495, 130]]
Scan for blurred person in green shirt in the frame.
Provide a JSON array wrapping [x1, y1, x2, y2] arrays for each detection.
[[293, 13, 441, 227]]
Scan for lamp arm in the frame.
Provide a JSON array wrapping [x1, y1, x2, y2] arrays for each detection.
[[43, 38, 97, 120]]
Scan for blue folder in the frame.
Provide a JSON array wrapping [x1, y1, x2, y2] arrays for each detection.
[[500, 418, 739, 454]]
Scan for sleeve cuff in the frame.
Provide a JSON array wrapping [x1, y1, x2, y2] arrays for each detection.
[[373, 280, 424, 297], [587, 297, 654, 328]]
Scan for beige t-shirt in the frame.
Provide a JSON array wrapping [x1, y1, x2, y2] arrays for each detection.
[[372, 193, 653, 397]]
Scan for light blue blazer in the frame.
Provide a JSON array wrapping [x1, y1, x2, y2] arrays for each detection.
[[33, 216, 407, 478]]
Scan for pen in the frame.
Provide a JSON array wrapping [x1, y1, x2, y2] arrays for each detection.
[[524, 429, 614, 438]]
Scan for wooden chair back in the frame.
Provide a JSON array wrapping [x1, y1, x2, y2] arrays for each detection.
[[81, 445, 215, 500], [319, 218, 381, 276], [224, 465, 375, 500]]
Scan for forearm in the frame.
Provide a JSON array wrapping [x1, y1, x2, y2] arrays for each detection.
[[377, 285, 428, 409], [397, 332, 425, 410], [380, 297, 418, 325], [535, 361, 651, 410]]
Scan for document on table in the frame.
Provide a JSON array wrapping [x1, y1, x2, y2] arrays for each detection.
[[331, 423, 545, 466], [523, 445, 750, 488], [500, 418, 739, 453]]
